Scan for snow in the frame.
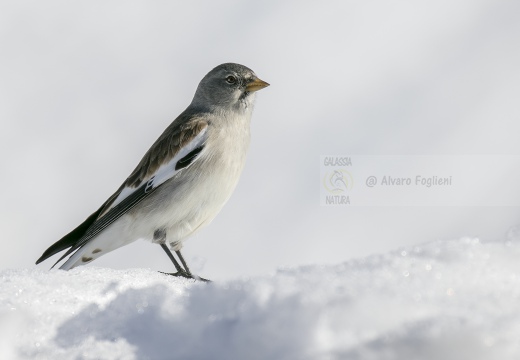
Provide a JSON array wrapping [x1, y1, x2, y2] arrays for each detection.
[[2, 233, 520, 360]]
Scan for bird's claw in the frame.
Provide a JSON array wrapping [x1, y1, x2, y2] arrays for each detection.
[[159, 271, 211, 282]]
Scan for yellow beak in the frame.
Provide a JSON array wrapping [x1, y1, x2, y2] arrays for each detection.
[[246, 77, 270, 92]]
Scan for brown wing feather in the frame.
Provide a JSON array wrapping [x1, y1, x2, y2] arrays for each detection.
[[97, 114, 208, 218], [36, 111, 208, 266], [125, 117, 208, 188]]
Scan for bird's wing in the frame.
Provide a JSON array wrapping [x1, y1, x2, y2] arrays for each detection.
[[98, 118, 208, 217], [36, 114, 209, 266]]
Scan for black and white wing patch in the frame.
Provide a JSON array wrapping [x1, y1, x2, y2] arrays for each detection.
[[100, 122, 208, 216], [36, 117, 209, 267]]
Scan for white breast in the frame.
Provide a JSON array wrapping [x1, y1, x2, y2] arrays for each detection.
[[128, 107, 252, 248]]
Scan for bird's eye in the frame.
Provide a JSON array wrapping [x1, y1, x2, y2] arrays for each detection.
[[226, 75, 237, 84]]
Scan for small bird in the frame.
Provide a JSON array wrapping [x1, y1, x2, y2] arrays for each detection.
[[36, 63, 269, 281]]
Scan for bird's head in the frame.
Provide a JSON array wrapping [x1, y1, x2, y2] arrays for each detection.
[[191, 63, 269, 112]]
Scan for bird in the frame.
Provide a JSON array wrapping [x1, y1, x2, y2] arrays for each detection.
[[36, 63, 269, 281]]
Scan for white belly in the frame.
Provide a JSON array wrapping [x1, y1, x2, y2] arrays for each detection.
[[128, 114, 251, 248], [60, 110, 251, 270]]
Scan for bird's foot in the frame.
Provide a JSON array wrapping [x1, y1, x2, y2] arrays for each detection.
[[159, 270, 211, 282]]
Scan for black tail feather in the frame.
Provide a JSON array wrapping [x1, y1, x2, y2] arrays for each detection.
[[35, 207, 103, 265]]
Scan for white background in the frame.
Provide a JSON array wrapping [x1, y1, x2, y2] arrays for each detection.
[[1, 0, 519, 280]]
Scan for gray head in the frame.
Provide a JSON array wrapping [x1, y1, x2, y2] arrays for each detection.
[[191, 63, 269, 111]]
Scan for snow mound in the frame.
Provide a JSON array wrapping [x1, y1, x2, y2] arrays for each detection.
[[2, 236, 520, 360]]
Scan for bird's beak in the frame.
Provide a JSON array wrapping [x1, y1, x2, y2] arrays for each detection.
[[246, 77, 270, 92]]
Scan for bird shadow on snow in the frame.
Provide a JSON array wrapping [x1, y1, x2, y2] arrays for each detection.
[[52, 280, 319, 360]]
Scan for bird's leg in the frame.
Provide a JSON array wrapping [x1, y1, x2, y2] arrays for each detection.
[[175, 250, 210, 282], [154, 229, 210, 281], [175, 250, 192, 275], [160, 246, 210, 282], [160, 244, 186, 275], [154, 229, 189, 278]]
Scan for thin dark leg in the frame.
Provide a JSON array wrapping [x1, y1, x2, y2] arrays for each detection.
[[159, 244, 210, 282], [175, 250, 192, 275], [155, 229, 189, 279], [154, 229, 209, 282], [160, 244, 184, 273], [176, 250, 210, 282]]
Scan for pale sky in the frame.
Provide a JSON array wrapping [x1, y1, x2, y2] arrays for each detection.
[[1, 0, 519, 279]]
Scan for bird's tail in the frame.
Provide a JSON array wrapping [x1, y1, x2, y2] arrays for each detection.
[[36, 207, 103, 267], [59, 219, 133, 270]]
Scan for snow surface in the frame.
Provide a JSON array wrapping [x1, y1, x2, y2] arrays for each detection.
[[2, 234, 520, 360]]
